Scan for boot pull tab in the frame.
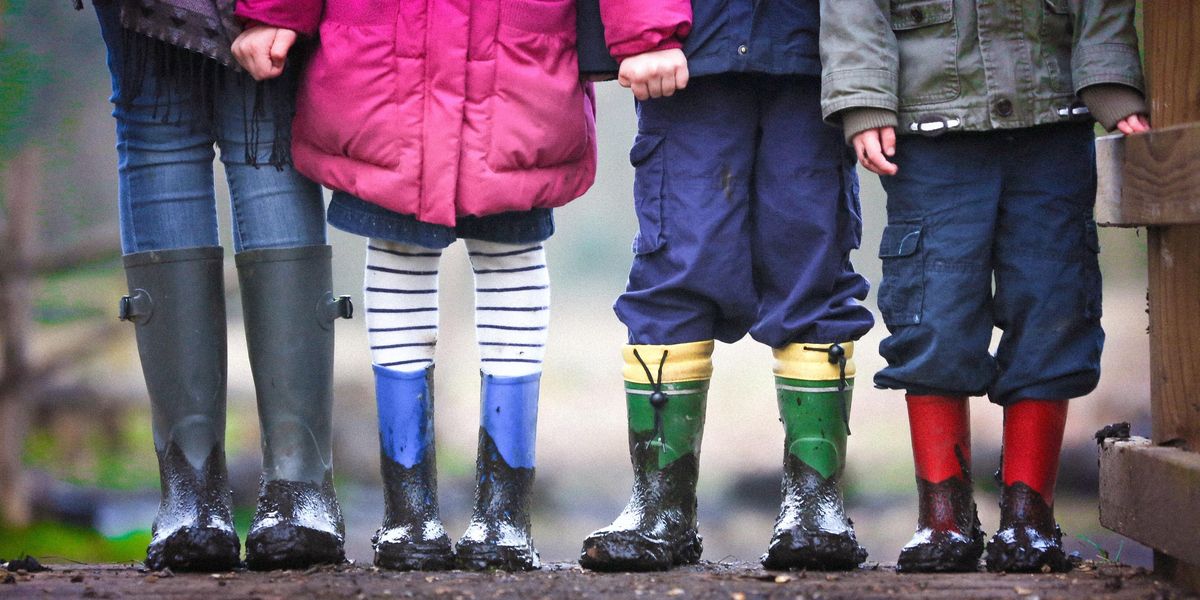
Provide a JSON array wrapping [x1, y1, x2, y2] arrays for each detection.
[[318, 293, 354, 328], [118, 289, 153, 323], [805, 343, 851, 435], [632, 348, 670, 446]]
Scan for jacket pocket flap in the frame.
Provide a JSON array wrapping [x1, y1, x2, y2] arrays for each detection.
[[1044, 0, 1071, 14], [629, 133, 665, 166], [891, 0, 954, 30], [879, 223, 922, 258]]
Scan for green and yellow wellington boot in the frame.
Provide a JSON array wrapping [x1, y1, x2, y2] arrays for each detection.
[[762, 342, 868, 571], [579, 341, 713, 572]]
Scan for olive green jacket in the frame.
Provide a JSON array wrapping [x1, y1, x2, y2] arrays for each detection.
[[819, 0, 1146, 136]]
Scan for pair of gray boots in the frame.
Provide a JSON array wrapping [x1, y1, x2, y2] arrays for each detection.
[[120, 245, 352, 572]]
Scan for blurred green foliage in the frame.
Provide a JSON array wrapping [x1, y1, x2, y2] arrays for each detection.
[[0, 523, 149, 565]]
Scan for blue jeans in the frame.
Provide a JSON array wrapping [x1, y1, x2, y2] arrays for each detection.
[[615, 74, 873, 348], [875, 123, 1103, 406], [96, 2, 325, 255]]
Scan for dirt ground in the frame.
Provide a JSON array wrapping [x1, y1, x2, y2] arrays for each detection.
[[1, 561, 1193, 600]]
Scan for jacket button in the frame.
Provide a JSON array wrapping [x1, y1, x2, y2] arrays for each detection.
[[910, 7, 924, 22], [737, 44, 748, 55], [994, 98, 1014, 117]]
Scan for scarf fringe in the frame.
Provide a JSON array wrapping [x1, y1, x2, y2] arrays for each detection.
[[115, 28, 296, 170]]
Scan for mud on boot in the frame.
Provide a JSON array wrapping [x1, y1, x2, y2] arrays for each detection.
[[245, 477, 346, 570], [373, 366, 454, 571], [455, 373, 542, 571], [580, 342, 711, 572], [761, 343, 866, 571], [455, 430, 540, 571], [896, 477, 985, 572], [580, 451, 704, 572], [121, 248, 240, 572], [146, 444, 240, 572], [762, 457, 867, 570], [985, 482, 1071, 573]]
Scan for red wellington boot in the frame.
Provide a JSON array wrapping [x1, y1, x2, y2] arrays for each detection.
[[985, 399, 1072, 573], [897, 395, 985, 572]]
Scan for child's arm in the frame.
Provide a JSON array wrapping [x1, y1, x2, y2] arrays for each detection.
[[1072, 0, 1150, 133], [231, 0, 323, 80], [819, 0, 899, 174], [598, 0, 692, 100]]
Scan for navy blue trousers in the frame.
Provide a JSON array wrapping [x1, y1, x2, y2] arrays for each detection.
[[615, 74, 874, 348], [875, 123, 1104, 406]]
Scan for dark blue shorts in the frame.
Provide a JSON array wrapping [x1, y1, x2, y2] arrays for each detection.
[[327, 191, 554, 250], [875, 123, 1104, 406], [614, 74, 874, 348]]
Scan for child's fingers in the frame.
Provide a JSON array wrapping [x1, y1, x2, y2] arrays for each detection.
[[1117, 120, 1133, 135], [674, 63, 689, 90], [646, 76, 663, 99], [860, 131, 898, 176], [881, 126, 897, 157], [269, 29, 296, 68], [661, 73, 677, 97], [631, 81, 650, 101]]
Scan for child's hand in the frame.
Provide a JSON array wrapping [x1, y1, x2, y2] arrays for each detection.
[[1116, 113, 1150, 135], [231, 25, 297, 81], [618, 48, 689, 101], [852, 126, 899, 176]]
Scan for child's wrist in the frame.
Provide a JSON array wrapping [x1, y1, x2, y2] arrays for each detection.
[[1079, 84, 1148, 131], [841, 108, 898, 145]]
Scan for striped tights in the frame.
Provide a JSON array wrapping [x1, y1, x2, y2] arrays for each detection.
[[364, 238, 549, 377]]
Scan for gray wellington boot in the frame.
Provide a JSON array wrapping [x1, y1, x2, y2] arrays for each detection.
[[237, 245, 353, 571], [120, 247, 240, 572]]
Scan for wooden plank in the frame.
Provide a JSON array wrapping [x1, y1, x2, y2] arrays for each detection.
[[1099, 437, 1200, 565], [1098, 124, 1200, 226], [1093, 134, 1125, 226], [1143, 2, 1200, 588]]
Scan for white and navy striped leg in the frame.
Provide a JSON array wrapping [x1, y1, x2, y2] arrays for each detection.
[[364, 239, 442, 372], [465, 240, 550, 378]]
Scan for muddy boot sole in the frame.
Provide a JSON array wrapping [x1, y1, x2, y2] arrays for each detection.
[[374, 539, 455, 571], [146, 526, 240, 572], [896, 529, 986, 573], [579, 529, 702, 572], [985, 533, 1072, 573], [761, 529, 867, 571], [454, 541, 540, 572], [245, 524, 345, 571]]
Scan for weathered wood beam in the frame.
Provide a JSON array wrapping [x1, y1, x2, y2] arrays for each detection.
[[1099, 437, 1200, 566], [1096, 124, 1200, 227]]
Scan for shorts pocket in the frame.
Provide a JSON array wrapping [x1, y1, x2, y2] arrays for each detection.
[[630, 133, 666, 255], [878, 222, 924, 326], [890, 0, 960, 107], [488, 0, 590, 171]]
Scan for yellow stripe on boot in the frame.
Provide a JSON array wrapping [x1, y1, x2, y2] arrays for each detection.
[[772, 341, 855, 381], [622, 340, 715, 384]]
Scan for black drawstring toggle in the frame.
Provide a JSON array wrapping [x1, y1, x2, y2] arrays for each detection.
[[633, 348, 670, 445], [804, 343, 851, 434]]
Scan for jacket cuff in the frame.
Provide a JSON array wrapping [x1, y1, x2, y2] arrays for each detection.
[[611, 36, 684, 64], [839, 108, 899, 145], [1072, 43, 1146, 94], [235, 0, 322, 37], [1079, 84, 1148, 131]]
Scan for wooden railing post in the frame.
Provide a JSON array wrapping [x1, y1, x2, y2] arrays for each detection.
[[1141, 0, 1200, 589]]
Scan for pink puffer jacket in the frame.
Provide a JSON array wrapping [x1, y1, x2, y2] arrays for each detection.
[[237, 0, 597, 227]]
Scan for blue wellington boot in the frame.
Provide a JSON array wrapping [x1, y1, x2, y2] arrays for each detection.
[[455, 373, 542, 571], [373, 364, 454, 570]]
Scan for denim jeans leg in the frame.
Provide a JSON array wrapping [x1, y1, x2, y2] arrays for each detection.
[[989, 124, 1104, 405], [215, 69, 325, 252], [874, 134, 1003, 396]]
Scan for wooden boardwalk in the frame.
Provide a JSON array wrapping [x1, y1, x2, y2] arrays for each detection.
[[0, 561, 1192, 600]]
